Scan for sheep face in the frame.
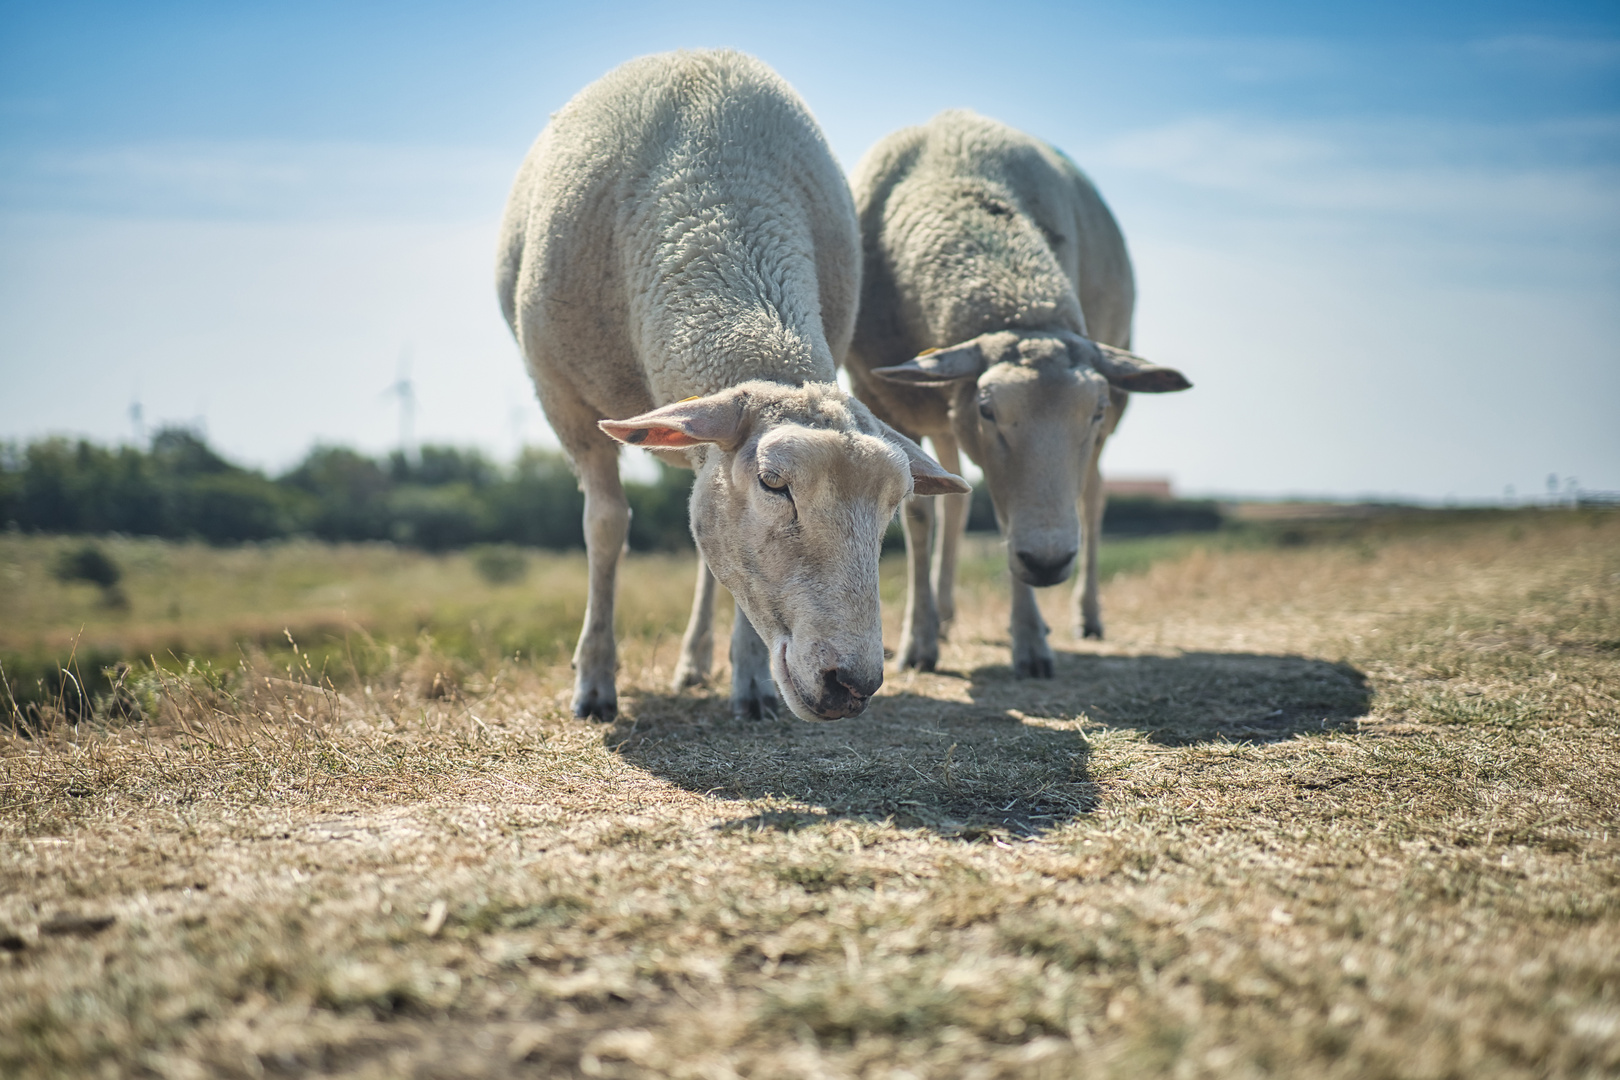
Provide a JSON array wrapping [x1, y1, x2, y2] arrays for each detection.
[[962, 333, 1106, 587], [602, 381, 969, 721], [872, 329, 1189, 589]]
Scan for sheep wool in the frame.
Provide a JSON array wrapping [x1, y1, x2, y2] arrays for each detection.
[[497, 49, 860, 446]]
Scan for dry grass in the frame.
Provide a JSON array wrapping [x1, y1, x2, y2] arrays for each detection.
[[1, 512, 1617, 1079]]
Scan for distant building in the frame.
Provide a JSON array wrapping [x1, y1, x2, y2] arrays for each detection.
[[1103, 476, 1173, 500]]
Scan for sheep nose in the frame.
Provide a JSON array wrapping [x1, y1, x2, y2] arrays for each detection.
[[814, 666, 880, 719], [1016, 549, 1077, 586]]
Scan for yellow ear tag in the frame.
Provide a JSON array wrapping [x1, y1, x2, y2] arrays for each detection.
[[677, 395, 702, 402], [917, 347, 941, 356]]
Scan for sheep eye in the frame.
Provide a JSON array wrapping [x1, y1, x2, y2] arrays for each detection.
[[978, 397, 995, 422], [759, 471, 789, 493]]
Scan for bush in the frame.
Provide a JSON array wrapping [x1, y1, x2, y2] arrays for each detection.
[[281, 445, 392, 541], [392, 445, 497, 487], [52, 543, 122, 589], [180, 472, 311, 543], [1102, 497, 1223, 536], [485, 449, 585, 550], [625, 460, 695, 551], [7, 438, 163, 535], [0, 432, 714, 553], [967, 484, 998, 532], [472, 545, 529, 584], [385, 484, 492, 551], [964, 488, 1224, 536]]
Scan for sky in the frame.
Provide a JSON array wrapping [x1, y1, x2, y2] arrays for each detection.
[[1, 0, 1616, 502]]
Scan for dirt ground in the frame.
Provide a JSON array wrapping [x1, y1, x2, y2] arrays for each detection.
[[3, 512, 1617, 1079]]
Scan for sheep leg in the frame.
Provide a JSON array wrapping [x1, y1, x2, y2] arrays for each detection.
[[1074, 391, 1125, 640], [1010, 579, 1055, 678], [571, 439, 630, 719], [671, 557, 717, 689], [730, 602, 781, 720], [1073, 443, 1106, 639], [929, 435, 969, 637], [896, 492, 940, 671]]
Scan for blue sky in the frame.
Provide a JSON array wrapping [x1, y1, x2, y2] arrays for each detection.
[[2, 0, 1616, 500]]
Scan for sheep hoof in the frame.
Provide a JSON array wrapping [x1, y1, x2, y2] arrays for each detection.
[[573, 696, 617, 721], [897, 632, 939, 672], [732, 691, 780, 721], [671, 665, 708, 691], [572, 677, 618, 720], [1082, 621, 1104, 640], [1014, 652, 1055, 679]]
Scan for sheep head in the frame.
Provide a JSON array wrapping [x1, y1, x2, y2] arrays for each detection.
[[601, 380, 968, 720], [873, 329, 1189, 588]]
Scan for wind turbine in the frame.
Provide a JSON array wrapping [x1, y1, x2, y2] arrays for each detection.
[[382, 348, 416, 462]]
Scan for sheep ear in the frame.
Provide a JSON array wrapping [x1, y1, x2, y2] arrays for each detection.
[[598, 394, 747, 449], [870, 417, 973, 496], [908, 454, 973, 496], [870, 340, 986, 386], [1065, 335, 1191, 393]]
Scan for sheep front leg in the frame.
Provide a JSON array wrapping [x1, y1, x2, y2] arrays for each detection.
[[1074, 392, 1124, 640], [1073, 445, 1106, 639], [730, 603, 781, 719], [672, 557, 716, 689], [896, 493, 940, 671], [929, 435, 969, 636], [572, 442, 630, 719], [1010, 578, 1055, 678]]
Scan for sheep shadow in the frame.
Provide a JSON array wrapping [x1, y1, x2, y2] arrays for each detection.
[[609, 689, 1093, 838], [963, 650, 1371, 746], [607, 648, 1369, 838]]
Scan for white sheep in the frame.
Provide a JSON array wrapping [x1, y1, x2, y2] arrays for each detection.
[[845, 110, 1190, 676], [495, 51, 967, 721]]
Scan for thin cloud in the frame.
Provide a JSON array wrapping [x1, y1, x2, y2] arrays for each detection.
[[1097, 115, 1620, 240], [0, 141, 513, 221], [1471, 35, 1620, 68], [1126, 36, 1343, 85]]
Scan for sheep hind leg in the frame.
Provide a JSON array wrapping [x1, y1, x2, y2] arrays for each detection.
[[730, 603, 781, 720], [671, 557, 716, 689], [896, 493, 940, 671], [929, 435, 969, 640], [571, 439, 630, 719]]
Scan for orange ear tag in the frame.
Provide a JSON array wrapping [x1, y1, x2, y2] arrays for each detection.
[[677, 395, 702, 402], [637, 427, 697, 448], [917, 347, 941, 356]]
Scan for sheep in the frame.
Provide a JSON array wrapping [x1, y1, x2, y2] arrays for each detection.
[[495, 51, 968, 721], [844, 109, 1190, 677]]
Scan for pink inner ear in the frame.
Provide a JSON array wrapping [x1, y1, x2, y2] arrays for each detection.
[[599, 420, 701, 448], [634, 426, 701, 448], [909, 459, 972, 496]]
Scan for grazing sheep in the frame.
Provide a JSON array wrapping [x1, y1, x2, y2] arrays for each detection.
[[845, 110, 1190, 677], [496, 51, 968, 721]]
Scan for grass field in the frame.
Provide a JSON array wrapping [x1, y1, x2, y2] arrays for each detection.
[[2, 511, 1617, 1078], [0, 529, 1225, 716]]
